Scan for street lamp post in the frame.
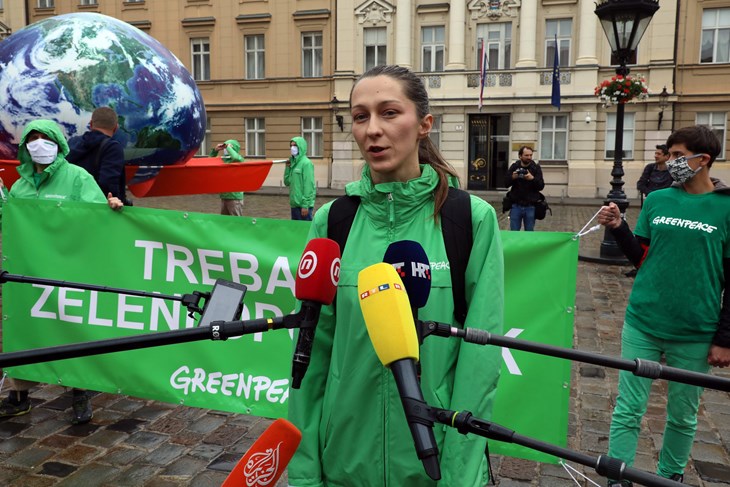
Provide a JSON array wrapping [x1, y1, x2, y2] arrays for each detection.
[[594, 0, 659, 261]]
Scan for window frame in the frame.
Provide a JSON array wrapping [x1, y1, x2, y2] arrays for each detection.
[[245, 117, 266, 158], [196, 117, 211, 157], [696, 112, 727, 159], [245, 34, 266, 80], [364, 27, 387, 71], [539, 114, 569, 161], [302, 31, 323, 78], [545, 19, 572, 68], [37, 0, 54, 7], [301, 117, 323, 158], [476, 22, 512, 71], [421, 26, 445, 72], [190, 37, 211, 82], [700, 8, 730, 64], [605, 112, 636, 160], [79, 0, 97, 5], [429, 115, 442, 149]]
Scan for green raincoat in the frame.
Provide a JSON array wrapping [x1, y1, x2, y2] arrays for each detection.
[[284, 137, 316, 210], [210, 139, 245, 201], [0, 120, 106, 224], [288, 164, 504, 487]]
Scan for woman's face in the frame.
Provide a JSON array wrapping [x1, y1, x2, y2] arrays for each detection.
[[350, 75, 432, 184]]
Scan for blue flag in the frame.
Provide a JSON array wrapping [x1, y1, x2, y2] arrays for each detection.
[[551, 34, 561, 110]]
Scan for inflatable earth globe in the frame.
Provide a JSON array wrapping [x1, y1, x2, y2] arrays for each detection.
[[0, 12, 206, 169]]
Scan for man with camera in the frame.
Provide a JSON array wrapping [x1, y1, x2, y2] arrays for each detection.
[[505, 145, 545, 231]]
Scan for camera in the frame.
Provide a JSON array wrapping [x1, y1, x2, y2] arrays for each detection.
[[516, 167, 529, 178]]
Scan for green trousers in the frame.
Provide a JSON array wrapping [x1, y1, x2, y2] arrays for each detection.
[[608, 323, 711, 478]]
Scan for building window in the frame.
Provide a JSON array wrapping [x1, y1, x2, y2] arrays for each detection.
[[197, 117, 211, 156], [421, 26, 445, 72], [80, 0, 97, 4], [302, 117, 323, 157], [364, 27, 387, 71], [245, 35, 265, 80], [605, 112, 635, 159], [302, 32, 323, 78], [696, 112, 727, 158], [428, 115, 442, 149], [191, 38, 210, 81], [545, 19, 572, 67], [245, 118, 266, 157], [539, 115, 568, 160], [37, 0, 54, 7], [476, 22, 512, 70], [701, 8, 730, 64]]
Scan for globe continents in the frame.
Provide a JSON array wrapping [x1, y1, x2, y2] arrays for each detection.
[[0, 12, 206, 170]]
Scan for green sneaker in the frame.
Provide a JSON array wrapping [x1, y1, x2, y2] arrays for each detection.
[[0, 396, 31, 418]]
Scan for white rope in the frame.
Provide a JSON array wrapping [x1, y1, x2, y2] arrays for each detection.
[[560, 460, 601, 486], [0, 371, 6, 392], [574, 208, 604, 239]]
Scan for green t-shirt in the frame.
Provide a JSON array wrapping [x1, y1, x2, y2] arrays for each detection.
[[627, 186, 730, 342]]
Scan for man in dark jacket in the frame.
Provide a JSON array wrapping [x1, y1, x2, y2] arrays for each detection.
[[636, 144, 673, 200], [505, 145, 545, 231], [67, 106, 130, 205]]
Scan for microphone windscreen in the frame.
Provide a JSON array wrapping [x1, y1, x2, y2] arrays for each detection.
[[222, 418, 302, 487], [294, 238, 341, 305], [358, 263, 419, 366], [383, 240, 431, 308]]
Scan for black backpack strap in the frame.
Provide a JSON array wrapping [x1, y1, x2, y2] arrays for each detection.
[[327, 195, 361, 256], [440, 187, 473, 325]]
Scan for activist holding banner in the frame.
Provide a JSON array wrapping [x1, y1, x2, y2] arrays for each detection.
[[288, 65, 504, 486], [285, 137, 316, 221], [597, 125, 730, 485], [0, 119, 124, 424]]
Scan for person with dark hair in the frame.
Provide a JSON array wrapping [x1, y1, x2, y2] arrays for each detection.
[[598, 125, 730, 485], [505, 145, 544, 231], [67, 106, 131, 205], [0, 119, 124, 425], [288, 65, 504, 486], [636, 144, 672, 199]]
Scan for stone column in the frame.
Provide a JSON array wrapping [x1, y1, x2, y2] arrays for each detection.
[[446, 0, 466, 69], [395, 0, 413, 68], [515, 0, 537, 68], [576, 0, 598, 65]]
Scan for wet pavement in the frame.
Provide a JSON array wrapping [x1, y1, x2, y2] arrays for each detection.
[[1, 191, 729, 486]]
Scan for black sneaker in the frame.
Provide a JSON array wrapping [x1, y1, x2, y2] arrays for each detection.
[[0, 396, 31, 418], [70, 391, 92, 425], [669, 474, 684, 483], [608, 481, 633, 487]]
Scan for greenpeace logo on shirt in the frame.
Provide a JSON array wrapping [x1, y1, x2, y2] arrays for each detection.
[[43, 194, 68, 200], [430, 261, 450, 271], [652, 215, 717, 234]]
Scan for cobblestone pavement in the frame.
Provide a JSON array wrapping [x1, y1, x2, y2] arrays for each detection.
[[1, 191, 729, 486]]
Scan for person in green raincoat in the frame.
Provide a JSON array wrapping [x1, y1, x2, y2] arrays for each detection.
[[288, 65, 504, 486], [0, 119, 124, 425], [284, 136, 316, 221], [210, 139, 245, 216]]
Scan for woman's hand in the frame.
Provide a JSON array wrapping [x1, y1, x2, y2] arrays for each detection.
[[107, 193, 124, 211], [597, 202, 622, 229]]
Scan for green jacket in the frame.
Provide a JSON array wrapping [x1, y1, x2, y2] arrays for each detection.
[[288, 165, 504, 487], [210, 139, 244, 200], [0, 120, 106, 225], [284, 137, 316, 209]]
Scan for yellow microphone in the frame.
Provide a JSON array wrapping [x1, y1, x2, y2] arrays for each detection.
[[358, 263, 441, 481]]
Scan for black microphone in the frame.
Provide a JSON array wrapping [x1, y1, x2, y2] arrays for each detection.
[[290, 238, 341, 389], [383, 240, 431, 328], [358, 262, 441, 480]]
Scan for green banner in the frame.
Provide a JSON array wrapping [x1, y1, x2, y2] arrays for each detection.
[[2, 199, 577, 463]]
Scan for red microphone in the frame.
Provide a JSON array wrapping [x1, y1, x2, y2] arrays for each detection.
[[222, 418, 302, 487], [291, 238, 341, 389]]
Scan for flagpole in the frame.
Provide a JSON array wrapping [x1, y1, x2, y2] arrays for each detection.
[[478, 38, 487, 112]]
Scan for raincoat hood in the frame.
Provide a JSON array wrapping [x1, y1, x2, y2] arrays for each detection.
[[18, 119, 69, 168], [290, 136, 308, 165], [222, 139, 242, 161]]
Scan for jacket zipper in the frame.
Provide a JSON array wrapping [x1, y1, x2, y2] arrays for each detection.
[[387, 193, 395, 242]]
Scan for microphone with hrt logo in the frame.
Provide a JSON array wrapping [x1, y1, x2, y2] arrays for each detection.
[[290, 238, 341, 389]]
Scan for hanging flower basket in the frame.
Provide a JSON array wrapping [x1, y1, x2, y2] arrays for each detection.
[[594, 74, 649, 108]]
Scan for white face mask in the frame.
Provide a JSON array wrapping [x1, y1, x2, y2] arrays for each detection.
[[26, 138, 58, 165], [667, 154, 703, 184], [291, 146, 299, 157], [223, 148, 230, 157]]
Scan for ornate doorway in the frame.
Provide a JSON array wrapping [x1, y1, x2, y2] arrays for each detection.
[[467, 114, 510, 190]]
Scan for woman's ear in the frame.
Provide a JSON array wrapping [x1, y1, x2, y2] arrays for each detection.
[[418, 114, 434, 140]]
